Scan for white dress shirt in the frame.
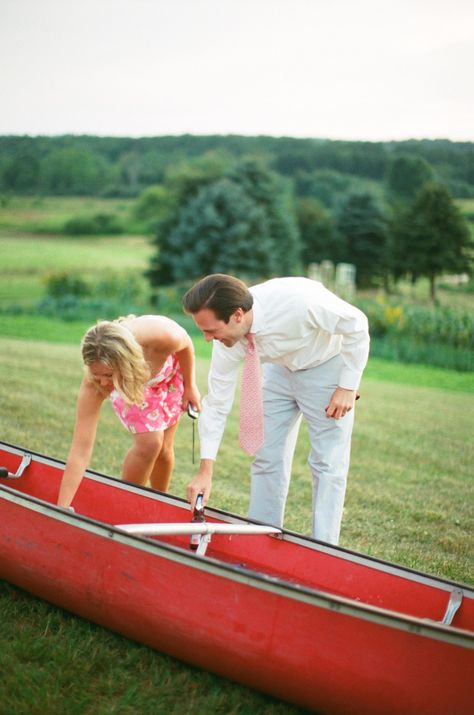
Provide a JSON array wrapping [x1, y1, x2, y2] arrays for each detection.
[[199, 277, 370, 460]]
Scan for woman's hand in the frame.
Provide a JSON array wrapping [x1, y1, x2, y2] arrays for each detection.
[[182, 383, 202, 413]]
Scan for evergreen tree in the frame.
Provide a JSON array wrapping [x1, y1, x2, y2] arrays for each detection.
[[226, 159, 301, 275], [296, 198, 340, 267], [146, 153, 231, 287], [294, 169, 353, 208], [147, 157, 301, 287], [145, 213, 180, 287], [336, 192, 389, 287], [163, 179, 276, 282], [165, 150, 235, 206], [391, 183, 472, 301]]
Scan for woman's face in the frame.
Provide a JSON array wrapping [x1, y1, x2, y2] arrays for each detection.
[[88, 361, 115, 390]]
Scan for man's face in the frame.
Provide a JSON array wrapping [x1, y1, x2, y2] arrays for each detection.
[[192, 308, 248, 348]]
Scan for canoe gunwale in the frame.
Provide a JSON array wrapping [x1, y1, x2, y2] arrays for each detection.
[[1, 475, 473, 651], [1, 439, 472, 593]]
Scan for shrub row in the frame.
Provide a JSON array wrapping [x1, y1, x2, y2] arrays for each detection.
[[357, 297, 474, 350], [1, 276, 472, 371], [369, 336, 474, 372], [63, 213, 123, 235]]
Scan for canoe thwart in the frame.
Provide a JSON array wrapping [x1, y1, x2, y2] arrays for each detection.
[[115, 522, 283, 537], [441, 588, 463, 626], [114, 522, 282, 557], [0, 452, 32, 480], [196, 532, 212, 556]]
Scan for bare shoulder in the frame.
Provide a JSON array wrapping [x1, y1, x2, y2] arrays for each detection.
[[127, 315, 187, 348], [77, 376, 107, 406]]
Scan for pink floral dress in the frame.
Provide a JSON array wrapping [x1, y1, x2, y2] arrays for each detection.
[[110, 354, 184, 434]]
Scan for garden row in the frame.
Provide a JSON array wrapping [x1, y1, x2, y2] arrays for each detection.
[[1, 272, 472, 372]]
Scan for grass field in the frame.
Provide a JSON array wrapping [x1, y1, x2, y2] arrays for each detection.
[[0, 234, 152, 274], [0, 334, 473, 713], [0, 195, 151, 310], [0, 195, 473, 712], [457, 197, 474, 215], [0, 195, 136, 233], [0, 232, 153, 308]]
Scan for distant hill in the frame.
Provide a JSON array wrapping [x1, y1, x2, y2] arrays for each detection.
[[1, 134, 473, 198]]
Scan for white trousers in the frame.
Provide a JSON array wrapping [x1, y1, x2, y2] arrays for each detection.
[[247, 355, 354, 545]]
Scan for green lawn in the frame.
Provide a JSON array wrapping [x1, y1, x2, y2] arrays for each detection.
[[457, 197, 474, 215], [0, 231, 153, 309], [0, 334, 473, 714], [0, 233, 152, 275], [0, 195, 136, 233], [0, 197, 151, 309]]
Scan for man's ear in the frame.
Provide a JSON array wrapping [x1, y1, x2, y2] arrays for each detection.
[[232, 307, 245, 323]]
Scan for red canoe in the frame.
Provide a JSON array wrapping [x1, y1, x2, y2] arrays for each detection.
[[0, 440, 473, 714]]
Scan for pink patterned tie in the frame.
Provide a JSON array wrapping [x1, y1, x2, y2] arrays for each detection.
[[239, 333, 264, 455]]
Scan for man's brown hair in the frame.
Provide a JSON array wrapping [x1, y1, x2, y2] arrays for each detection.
[[182, 274, 253, 323]]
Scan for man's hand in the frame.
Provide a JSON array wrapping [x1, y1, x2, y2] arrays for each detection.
[[325, 387, 357, 419], [186, 459, 214, 510]]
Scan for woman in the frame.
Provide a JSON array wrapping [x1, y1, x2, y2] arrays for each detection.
[[57, 314, 201, 508]]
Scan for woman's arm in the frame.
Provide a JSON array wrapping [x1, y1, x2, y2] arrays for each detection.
[[174, 331, 201, 411], [138, 316, 201, 410], [57, 379, 105, 508]]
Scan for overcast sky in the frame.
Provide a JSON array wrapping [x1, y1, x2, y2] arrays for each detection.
[[1, 0, 473, 141]]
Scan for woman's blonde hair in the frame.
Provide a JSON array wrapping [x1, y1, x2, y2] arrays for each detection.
[[81, 318, 150, 405]]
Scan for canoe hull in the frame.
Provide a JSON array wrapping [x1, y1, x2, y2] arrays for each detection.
[[1, 442, 473, 714]]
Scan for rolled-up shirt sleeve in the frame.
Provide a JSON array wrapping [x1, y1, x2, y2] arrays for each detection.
[[307, 288, 370, 390], [199, 341, 244, 460]]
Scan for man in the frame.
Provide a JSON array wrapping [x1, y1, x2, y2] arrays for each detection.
[[183, 273, 369, 545]]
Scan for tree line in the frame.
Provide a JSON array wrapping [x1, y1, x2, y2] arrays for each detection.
[[1, 134, 474, 199], [1, 135, 472, 299], [137, 153, 471, 301]]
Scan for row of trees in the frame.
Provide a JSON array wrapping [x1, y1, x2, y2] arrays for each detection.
[[1, 134, 474, 198], [143, 155, 471, 301], [0, 134, 471, 298]]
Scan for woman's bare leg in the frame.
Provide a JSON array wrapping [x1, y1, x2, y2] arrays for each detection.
[[122, 431, 163, 486], [149, 422, 179, 492]]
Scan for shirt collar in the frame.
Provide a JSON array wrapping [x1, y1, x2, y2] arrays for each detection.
[[248, 291, 265, 335]]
